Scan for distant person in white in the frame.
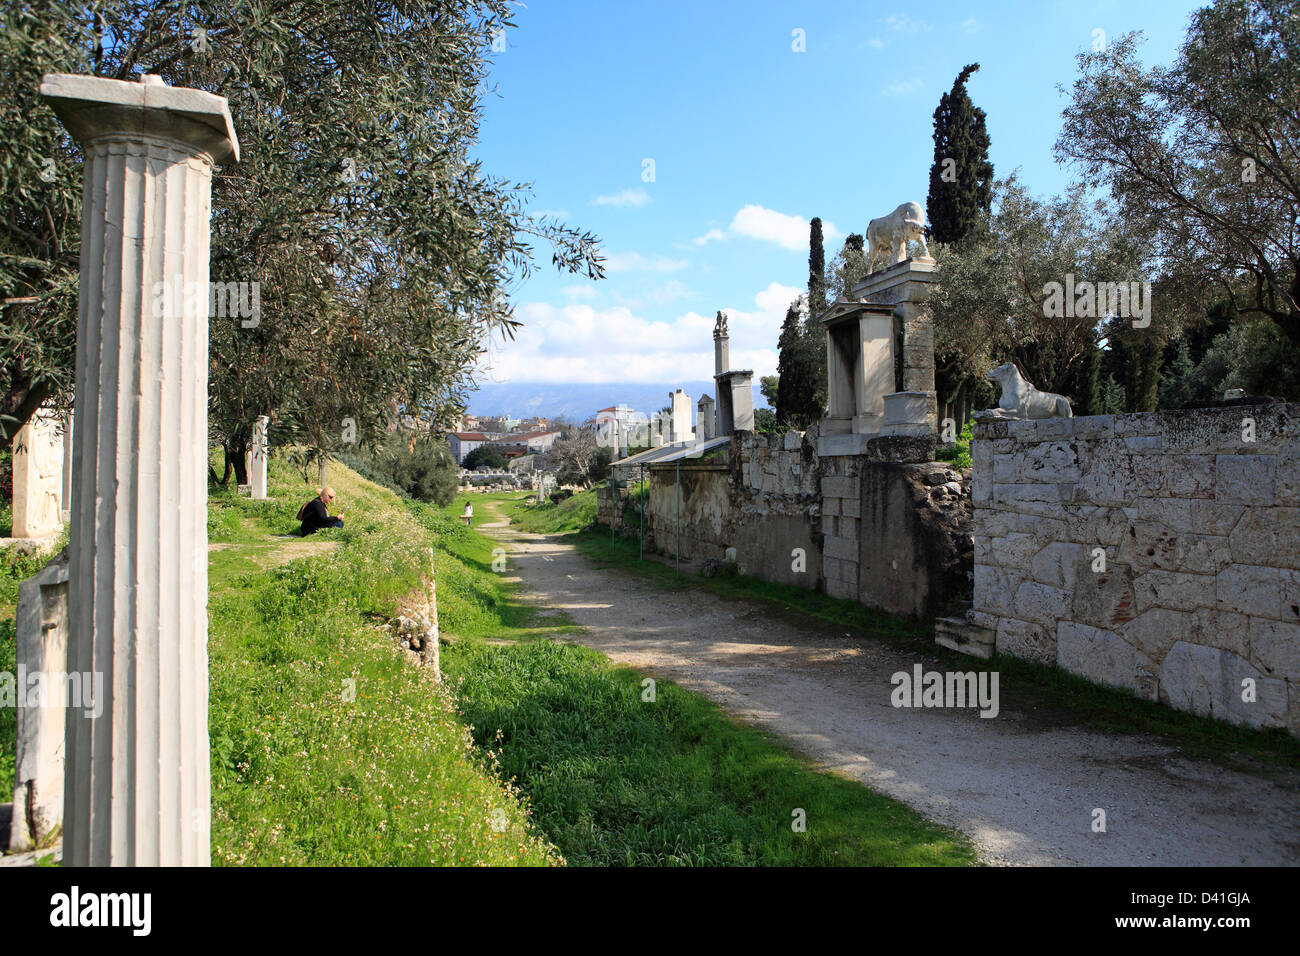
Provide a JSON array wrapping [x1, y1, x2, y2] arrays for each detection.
[[463, 500, 473, 527]]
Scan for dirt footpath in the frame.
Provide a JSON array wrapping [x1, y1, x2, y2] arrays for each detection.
[[479, 501, 1300, 866]]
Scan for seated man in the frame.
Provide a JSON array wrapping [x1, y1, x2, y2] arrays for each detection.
[[298, 486, 346, 536]]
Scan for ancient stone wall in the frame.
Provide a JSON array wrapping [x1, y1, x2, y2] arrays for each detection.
[[971, 402, 1300, 734], [595, 485, 630, 531], [632, 430, 972, 616], [644, 463, 730, 560], [730, 430, 822, 589]]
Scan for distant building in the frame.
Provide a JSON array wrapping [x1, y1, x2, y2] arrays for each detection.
[[513, 416, 551, 433], [594, 404, 636, 428], [505, 429, 560, 453], [449, 432, 491, 465]]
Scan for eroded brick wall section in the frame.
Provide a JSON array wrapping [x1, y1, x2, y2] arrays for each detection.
[[971, 403, 1300, 734]]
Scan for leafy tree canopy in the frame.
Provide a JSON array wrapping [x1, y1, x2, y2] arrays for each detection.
[[1057, 1, 1299, 350], [0, 0, 604, 482]]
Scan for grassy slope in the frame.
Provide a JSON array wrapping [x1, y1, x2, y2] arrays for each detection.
[[206, 458, 558, 865], [525, 493, 1300, 769], [505, 489, 597, 533], [446, 493, 976, 866]]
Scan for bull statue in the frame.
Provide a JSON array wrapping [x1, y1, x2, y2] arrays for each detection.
[[978, 363, 1073, 420], [866, 201, 929, 273]]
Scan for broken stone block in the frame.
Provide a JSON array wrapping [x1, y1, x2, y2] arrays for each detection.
[[996, 617, 1056, 663], [934, 616, 994, 659]]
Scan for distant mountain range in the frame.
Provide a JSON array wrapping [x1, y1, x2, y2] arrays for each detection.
[[467, 380, 769, 422]]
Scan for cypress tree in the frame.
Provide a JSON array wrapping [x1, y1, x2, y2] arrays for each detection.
[[927, 63, 994, 245], [775, 300, 805, 428], [808, 217, 826, 316], [797, 308, 827, 426]]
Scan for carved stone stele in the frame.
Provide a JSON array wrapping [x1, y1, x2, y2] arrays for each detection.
[[11, 408, 64, 539]]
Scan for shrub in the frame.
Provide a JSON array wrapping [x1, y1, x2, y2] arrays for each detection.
[[936, 421, 973, 470]]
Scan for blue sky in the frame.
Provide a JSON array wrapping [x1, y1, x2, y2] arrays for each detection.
[[470, 0, 1206, 400]]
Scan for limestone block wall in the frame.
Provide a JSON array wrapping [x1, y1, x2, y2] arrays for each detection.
[[820, 453, 862, 601], [729, 431, 822, 589], [595, 485, 630, 531], [644, 463, 730, 560], [635, 430, 971, 613], [971, 403, 1300, 734], [822, 451, 971, 618]]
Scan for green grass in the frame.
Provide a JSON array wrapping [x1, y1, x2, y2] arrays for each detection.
[[561, 527, 1300, 770], [936, 421, 974, 470], [205, 457, 558, 865], [502, 488, 598, 534], [436, 493, 976, 866], [444, 636, 975, 865]]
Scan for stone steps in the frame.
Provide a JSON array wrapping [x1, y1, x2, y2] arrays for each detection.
[[934, 615, 995, 659]]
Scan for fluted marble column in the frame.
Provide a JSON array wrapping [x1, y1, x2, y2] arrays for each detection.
[[42, 73, 239, 866], [250, 415, 269, 499]]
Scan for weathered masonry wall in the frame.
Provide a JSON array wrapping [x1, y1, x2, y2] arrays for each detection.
[[596, 484, 631, 531], [728, 430, 822, 589], [971, 403, 1300, 734], [645, 462, 730, 561], [636, 430, 971, 618]]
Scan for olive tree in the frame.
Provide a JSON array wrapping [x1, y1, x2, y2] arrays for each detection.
[[1, 1, 604, 481], [1057, 2, 1299, 350]]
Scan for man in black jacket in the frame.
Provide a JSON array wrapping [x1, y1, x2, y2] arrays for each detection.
[[298, 486, 346, 535]]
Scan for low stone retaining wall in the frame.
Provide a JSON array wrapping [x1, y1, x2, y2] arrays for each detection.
[[644, 463, 730, 560], [630, 430, 972, 619], [595, 485, 631, 532], [970, 402, 1300, 734]]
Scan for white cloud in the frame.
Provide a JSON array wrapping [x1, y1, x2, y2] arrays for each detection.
[[753, 281, 803, 317], [866, 36, 885, 49], [692, 227, 727, 246], [483, 281, 802, 384], [884, 78, 924, 97], [563, 284, 599, 301], [959, 18, 982, 34], [731, 205, 807, 249], [590, 188, 652, 208], [728, 205, 843, 251], [882, 14, 929, 32]]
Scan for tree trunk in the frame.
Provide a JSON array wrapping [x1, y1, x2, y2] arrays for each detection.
[[1, 379, 53, 444], [225, 439, 248, 485], [208, 458, 233, 486], [318, 457, 327, 490]]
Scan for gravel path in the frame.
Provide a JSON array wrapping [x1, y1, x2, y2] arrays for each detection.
[[480, 501, 1300, 866]]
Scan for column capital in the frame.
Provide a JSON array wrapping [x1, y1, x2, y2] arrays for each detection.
[[40, 73, 239, 163]]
